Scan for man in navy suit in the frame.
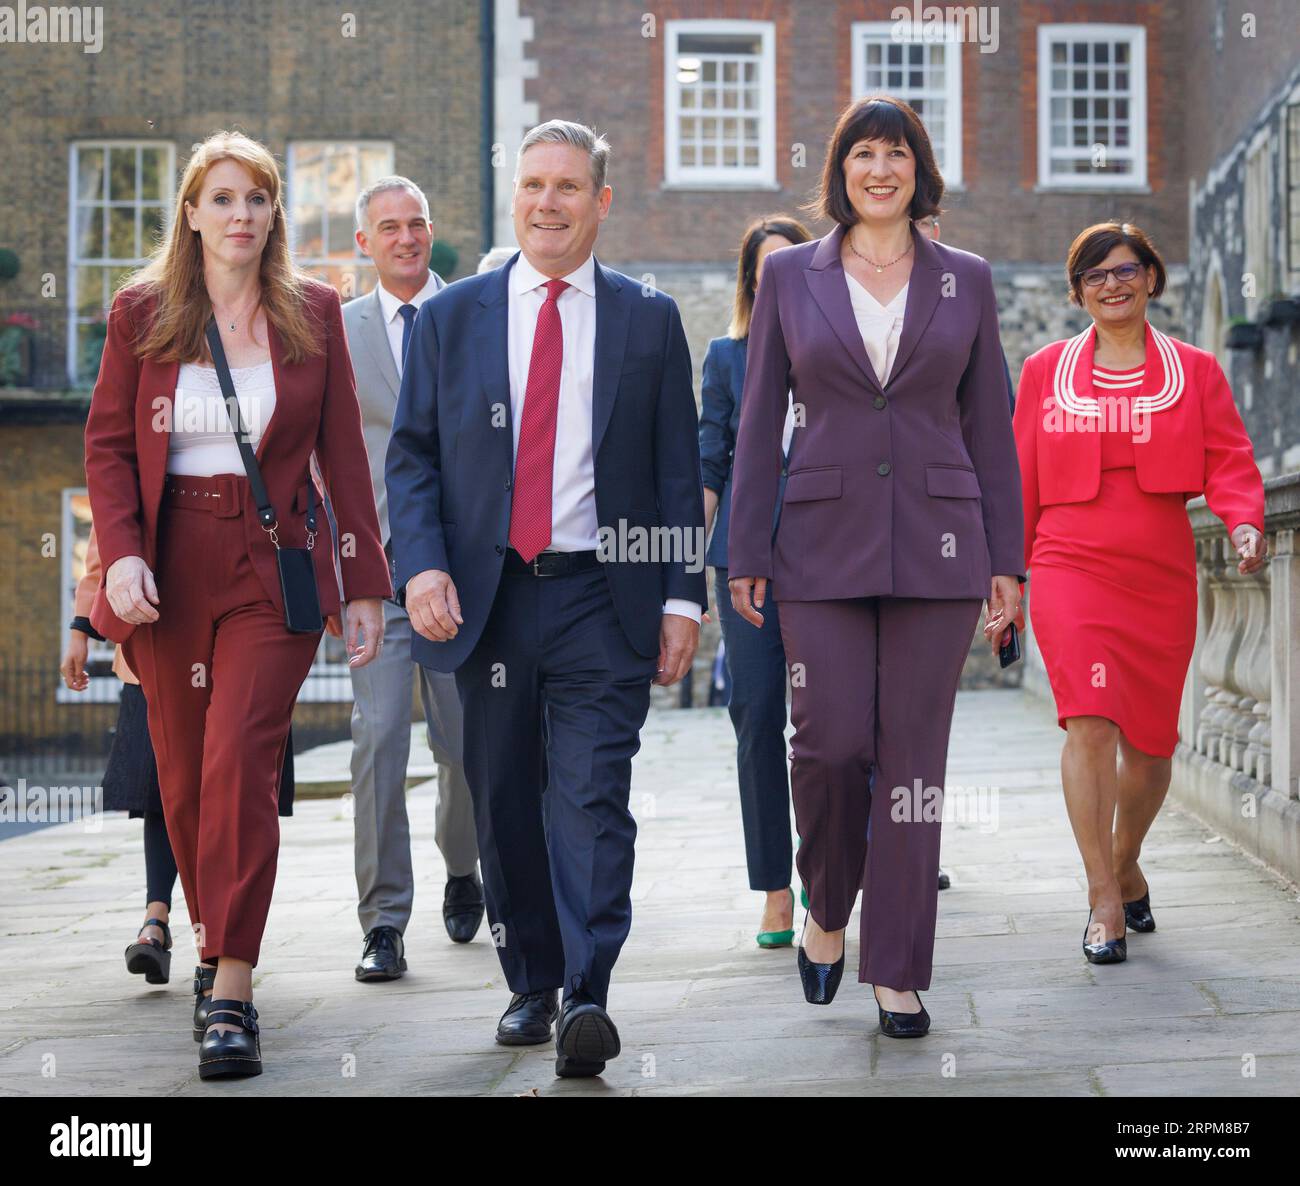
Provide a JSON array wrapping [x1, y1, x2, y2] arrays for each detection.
[[386, 119, 707, 1078]]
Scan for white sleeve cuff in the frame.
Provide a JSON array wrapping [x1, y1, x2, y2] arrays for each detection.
[[662, 598, 702, 624]]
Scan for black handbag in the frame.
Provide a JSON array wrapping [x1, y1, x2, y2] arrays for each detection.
[[205, 318, 324, 634]]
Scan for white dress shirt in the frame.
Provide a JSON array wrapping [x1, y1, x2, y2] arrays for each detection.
[[377, 270, 443, 376], [845, 275, 908, 386], [507, 252, 700, 622]]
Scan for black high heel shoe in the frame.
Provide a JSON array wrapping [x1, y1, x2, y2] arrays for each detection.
[[1123, 883, 1156, 933], [796, 912, 845, 1005], [198, 1000, 261, 1079], [1082, 909, 1127, 964], [124, 918, 172, 984], [874, 987, 931, 1038], [192, 965, 217, 1041]]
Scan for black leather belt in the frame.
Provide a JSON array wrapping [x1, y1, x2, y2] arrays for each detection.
[[503, 548, 601, 577]]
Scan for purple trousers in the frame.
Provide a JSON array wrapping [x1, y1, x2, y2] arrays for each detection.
[[778, 596, 981, 991]]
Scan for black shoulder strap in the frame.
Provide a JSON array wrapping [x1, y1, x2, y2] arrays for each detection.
[[204, 316, 314, 533]]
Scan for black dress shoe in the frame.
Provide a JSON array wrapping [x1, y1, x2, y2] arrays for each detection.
[[1082, 909, 1127, 964], [192, 965, 216, 1042], [796, 913, 845, 1005], [124, 917, 172, 983], [198, 999, 261, 1079], [555, 991, 620, 1077], [1123, 885, 1156, 933], [443, 873, 485, 944], [495, 990, 559, 1046], [937, 868, 951, 890], [874, 987, 931, 1038], [356, 925, 407, 981]]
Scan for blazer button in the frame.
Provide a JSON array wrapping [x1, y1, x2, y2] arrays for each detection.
[[873, 395, 887, 410], [505, 480, 511, 490], [495, 544, 504, 555], [877, 462, 892, 476]]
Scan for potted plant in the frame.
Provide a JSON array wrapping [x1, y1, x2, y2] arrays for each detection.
[[0, 311, 37, 387], [1225, 317, 1264, 351], [428, 239, 459, 281], [1262, 293, 1300, 327]]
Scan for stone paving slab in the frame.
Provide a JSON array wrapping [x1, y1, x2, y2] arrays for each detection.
[[1, 688, 1298, 1096]]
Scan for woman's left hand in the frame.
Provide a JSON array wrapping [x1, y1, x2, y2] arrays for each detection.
[[1231, 524, 1268, 575], [344, 598, 384, 668], [983, 574, 1022, 654]]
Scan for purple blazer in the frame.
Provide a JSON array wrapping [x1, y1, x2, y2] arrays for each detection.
[[727, 222, 1024, 600]]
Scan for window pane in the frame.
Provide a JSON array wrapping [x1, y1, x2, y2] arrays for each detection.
[[1051, 42, 1067, 63], [1116, 70, 1129, 90], [701, 145, 717, 166], [743, 145, 758, 167], [1072, 42, 1088, 63], [140, 148, 165, 200], [1095, 43, 1110, 64], [77, 148, 104, 200], [109, 207, 136, 258], [109, 147, 136, 200], [76, 205, 104, 258], [77, 265, 106, 316], [723, 144, 738, 167]]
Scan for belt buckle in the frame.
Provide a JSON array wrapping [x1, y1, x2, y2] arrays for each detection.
[[532, 556, 542, 576]]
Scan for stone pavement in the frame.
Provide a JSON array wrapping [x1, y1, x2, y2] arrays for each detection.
[[2, 688, 1299, 1097]]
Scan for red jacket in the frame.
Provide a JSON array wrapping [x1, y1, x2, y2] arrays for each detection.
[[1013, 324, 1265, 571], [84, 280, 391, 643]]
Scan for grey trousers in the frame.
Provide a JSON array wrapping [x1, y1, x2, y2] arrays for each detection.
[[350, 599, 479, 936]]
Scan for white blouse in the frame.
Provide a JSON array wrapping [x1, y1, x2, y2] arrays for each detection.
[[845, 274, 908, 387], [166, 360, 277, 476]]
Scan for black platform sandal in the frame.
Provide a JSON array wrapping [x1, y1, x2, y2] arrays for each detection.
[[192, 965, 217, 1042], [124, 918, 172, 984], [198, 1000, 261, 1079]]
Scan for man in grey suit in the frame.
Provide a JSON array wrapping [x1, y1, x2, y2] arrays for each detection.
[[342, 176, 484, 981]]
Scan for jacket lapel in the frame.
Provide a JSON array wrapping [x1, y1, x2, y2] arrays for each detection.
[[357, 287, 401, 400], [592, 259, 629, 460], [804, 223, 883, 396], [474, 255, 515, 467], [888, 223, 942, 387]]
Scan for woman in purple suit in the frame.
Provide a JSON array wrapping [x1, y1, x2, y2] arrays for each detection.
[[728, 96, 1024, 1037]]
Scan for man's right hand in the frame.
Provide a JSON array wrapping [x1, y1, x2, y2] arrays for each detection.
[[405, 568, 463, 642], [105, 555, 160, 625]]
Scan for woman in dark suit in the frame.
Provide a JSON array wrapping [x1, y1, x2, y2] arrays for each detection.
[[84, 130, 390, 1078], [700, 215, 812, 949], [728, 97, 1024, 1037]]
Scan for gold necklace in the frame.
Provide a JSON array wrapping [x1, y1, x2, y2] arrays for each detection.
[[848, 230, 914, 273]]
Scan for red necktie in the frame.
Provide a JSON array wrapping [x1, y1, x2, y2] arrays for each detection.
[[509, 278, 569, 562]]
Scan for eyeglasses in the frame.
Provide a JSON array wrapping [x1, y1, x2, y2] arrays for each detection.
[[1076, 261, 1145, 287]]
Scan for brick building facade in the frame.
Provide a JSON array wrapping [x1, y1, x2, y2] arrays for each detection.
[[0, 0, 486, 765]]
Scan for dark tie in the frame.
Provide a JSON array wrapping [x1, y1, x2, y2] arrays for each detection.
[[508, 278, 570, 563], [398, 303, 417, 371]]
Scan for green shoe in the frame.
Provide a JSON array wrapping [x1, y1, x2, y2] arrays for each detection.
[[756, 888, 796, 949], [797, 837, 808, 909]]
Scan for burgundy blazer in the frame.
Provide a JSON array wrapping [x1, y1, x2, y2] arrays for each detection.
[[84, 280, 391, 643], [728, 222, 1024, 600]]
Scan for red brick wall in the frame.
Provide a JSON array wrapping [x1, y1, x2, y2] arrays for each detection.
[[519, 0, 1190, 266]]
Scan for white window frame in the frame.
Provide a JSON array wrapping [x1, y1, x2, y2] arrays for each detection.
[[664, 19, 776, 188], [286, 140, 395, 279], [1037, 24, 1147, 189], [66, 140, 175, 385], [851, 21, 963, 188], [1243, 129, 1274, 319], [1285, 102, 1300, 292]]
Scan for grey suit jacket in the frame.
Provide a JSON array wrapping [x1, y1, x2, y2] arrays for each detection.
[[342, 272, 447, 544]]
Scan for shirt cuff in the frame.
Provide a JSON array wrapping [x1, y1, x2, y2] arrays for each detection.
[[662, 598, 702, 624]]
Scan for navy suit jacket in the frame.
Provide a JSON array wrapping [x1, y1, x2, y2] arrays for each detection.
[[698, 334, 747, 570], [385, 252, 708, 673]]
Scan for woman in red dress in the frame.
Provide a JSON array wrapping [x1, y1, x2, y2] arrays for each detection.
[[1011, 222, 1266, 965]]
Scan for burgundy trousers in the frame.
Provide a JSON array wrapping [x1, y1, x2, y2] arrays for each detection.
[[123, 473, 321, 965], [777, 596, 981, 991]]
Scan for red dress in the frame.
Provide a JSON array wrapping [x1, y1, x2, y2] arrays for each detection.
[[1029, 363, 1196, 755], [1013, 326, 1265, 758]]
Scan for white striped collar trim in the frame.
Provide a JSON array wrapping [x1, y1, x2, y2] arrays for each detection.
[[1052, 324, 1183, 418]]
